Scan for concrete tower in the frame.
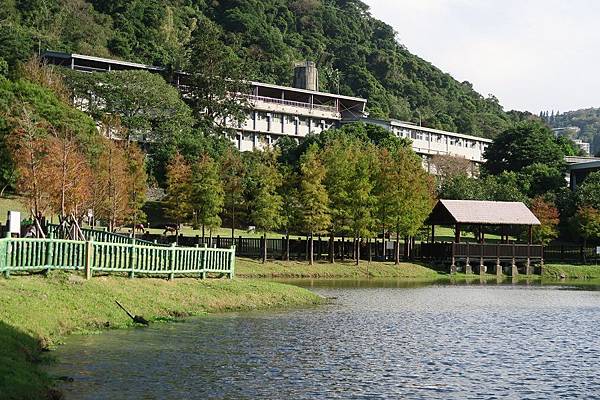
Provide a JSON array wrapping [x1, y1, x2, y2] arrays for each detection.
[[293, 61, 319, 91]]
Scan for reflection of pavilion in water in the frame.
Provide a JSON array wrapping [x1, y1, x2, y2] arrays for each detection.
[[421, 200, 542, 276]]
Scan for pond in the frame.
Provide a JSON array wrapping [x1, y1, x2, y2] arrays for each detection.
[[49, 281, 600, 399]]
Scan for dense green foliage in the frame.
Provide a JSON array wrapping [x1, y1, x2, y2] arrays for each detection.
[[1, 0, 515, 137]]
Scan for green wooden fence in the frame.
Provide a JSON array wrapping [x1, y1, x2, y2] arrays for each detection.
[[46, 224, 166, 247], [0, 237, 235, 279]]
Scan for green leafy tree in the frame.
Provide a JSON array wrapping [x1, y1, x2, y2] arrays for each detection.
[[220, 147, 246, 238], [484, 121, 566, 175], [322, 137, 355, 262], [377, 146, 435, 264], [298, 144, 330, 265], [63, 69, 193, 143], [190, 154, 224, 239], [185, 18, 250, 137], [575, 171, 600, 210], [347, 141, 379, 265], [575, 206, 600, 261], [245, 150, 283, 263]]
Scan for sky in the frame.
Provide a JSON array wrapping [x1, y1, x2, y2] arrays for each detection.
[[365, 0, 600, 114]]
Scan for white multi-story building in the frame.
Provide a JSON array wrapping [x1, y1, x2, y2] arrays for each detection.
[[43, 51, 492, 166]]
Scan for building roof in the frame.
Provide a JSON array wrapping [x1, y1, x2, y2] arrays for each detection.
[[426, 199, 540, 226], [390, 120, 493, 143]]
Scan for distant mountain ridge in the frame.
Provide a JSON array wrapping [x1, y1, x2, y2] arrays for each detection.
[[0, 0, 525, 138]]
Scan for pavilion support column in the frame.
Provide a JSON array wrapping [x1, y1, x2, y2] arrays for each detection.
[[431, 224, 435, 244], [496, 244, 502, 276], [511, 243, 518, 277], [479, 255, 485, 275]]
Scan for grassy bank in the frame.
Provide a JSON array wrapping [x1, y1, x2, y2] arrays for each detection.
[[0, 273, 323, 400], [236, 257, 444, 280], [543, 263, 600, 280]]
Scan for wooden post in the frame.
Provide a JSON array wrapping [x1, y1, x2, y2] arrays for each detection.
[[169, 242, 176, 280], [496, 244, 502, 276], [465, 243, 472, 274], [450, 243, 457, 274], [511, 243, 517, 277], [431, 224, 435, 244], [201, 243, 207, 279], [1, 236, 9, 278], [455, 224, 461, 243], [528, 225, 533, 245], [85, 238, 93, 280], [229, 245, 236, 279]]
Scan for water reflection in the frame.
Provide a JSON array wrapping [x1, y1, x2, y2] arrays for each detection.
[[50, 283, 600, 399]]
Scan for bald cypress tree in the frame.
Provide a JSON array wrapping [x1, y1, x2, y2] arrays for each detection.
[[298, 144, 330, 265]]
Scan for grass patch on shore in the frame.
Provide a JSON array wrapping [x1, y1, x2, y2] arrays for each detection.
[[236, 258, 443, 279], [543, 264, 600, 280], [0, 272, 323, 400]]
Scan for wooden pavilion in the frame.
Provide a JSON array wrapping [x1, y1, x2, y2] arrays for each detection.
[[422, 200, 542, 275]]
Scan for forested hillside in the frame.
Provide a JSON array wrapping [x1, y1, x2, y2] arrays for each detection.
[[1, 0, 518, 138], [543, 109, 600, 156]]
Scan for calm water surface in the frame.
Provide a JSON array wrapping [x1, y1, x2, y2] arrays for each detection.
[[50, 282, 600, 399]]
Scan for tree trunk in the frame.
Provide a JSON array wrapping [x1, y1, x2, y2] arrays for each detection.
[[329, 233, 335, 264], [202, 224, 205, 241], [262, 234, 267, 264], [231, 204, 235, 239], [309, 233, 314, 265], [395, 231, 400, 265]]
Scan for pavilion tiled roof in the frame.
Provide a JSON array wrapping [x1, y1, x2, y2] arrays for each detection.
[[426, 200, 541, 226]]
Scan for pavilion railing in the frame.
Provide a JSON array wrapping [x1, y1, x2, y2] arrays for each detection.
[[421, 243, 543, 260]]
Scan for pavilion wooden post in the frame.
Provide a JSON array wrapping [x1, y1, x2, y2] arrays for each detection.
[[450, 223, 460, 274], [495, 243, 502, 276], [431, 224, 435, 244], [465, 243, 473, 274], [511, 243, 518, 277], [526, 225, 533, 275]]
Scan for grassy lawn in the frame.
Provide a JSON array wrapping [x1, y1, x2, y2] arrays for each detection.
[[543, 263, 600, 280], [236, 257, 444, 279], [0, 272, 323, 399], [0, 195, 29, 221]]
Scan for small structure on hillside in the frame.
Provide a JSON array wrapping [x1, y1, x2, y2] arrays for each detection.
[[422, 200, 542, 275]]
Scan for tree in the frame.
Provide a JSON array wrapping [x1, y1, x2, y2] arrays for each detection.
[[95, 138, 130, 231], [164, 153, 192, 234], [246, 150, 283, 263], [322, 137, 356, 262], [185, 18, 250, 137], [125, 143, 148, 235], [63, 69, 193, 143], [45, 127, 92, 221], [520, 163, 565, 198], [575, 206, 600, 262], [7, 105, 52, 217], [575, 171, 600, 210], [429, 154, 473, 185], [529, 196, 559, 245], [377, 146, 435, 264], [483, 121, 566, 175], [220, 148, 245, 238], [347, 141, 379, 265], [298, 144, 330, 265], [190, 154, 224, 239]]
